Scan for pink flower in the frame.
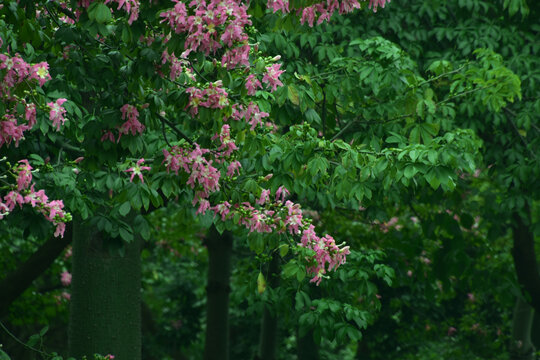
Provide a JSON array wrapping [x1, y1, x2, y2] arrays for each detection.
[[275, 186, 290, 203], [447, 326, 457, 336], [125, 158, 151, 183], [101, 130, 116, 143], [4, 191, 24, 211], [256, 189, 271, 205], [245, 74, 262, 96], [105, 0, 140, 24], [118, 104, 145, 139], [29, 62, 52, 86], [262, 64, 285, 92], [0, 201, 9, 219], [368, 0, 390, 12], [226, 160, 241, 177], [48, 98, 68, 131], [61, 271, 72, 286], [210, 201, 231, 220], [25, 103, 37, 127], [16, 159, 33, 191]]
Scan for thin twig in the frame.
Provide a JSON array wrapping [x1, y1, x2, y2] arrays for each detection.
[[331, 120, 357, 141], [507, 113, 537, 160], [418, 64, 468, 87], [0, 321, 49, 357], [436, 84, 494, 106], [161, 118, 172, 148], [157, 114, 195, 145]]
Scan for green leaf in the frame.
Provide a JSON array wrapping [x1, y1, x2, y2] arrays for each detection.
[[404, 165, 418, 179], [119, 226, 134, 242], [295, 291, 304, 311], [282, 261, 298, 278], [425, 169, 441, 190], [0, 349, 11, 360], [39, 325, 49, 336], [279, 244, 289, 257], [288, 85, 300, 105], [118, 201, 131, 216], [94, 3, 112, 23]]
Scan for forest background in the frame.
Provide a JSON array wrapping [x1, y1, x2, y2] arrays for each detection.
[[0, 0, 538, 359]]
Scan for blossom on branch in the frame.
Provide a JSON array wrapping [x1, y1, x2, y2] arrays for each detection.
[[125, 158, 151, 183], [262, 64, 285, 92], [48, 98, 68, 131]]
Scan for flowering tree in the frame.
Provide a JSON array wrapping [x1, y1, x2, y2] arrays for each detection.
[[0, 0, 523, 358]]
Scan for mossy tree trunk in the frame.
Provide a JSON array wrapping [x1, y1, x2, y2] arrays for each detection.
[[68, 220, 142, 360], [297, 328, 320, 360], [203, 227, 233, 360], [511, 296, 535, 360], [257, 253, 281, 360]]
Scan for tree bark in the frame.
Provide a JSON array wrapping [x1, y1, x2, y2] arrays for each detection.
[[297, 328, 320, 360], [511, 206, 540, 313], [68, 220, 141, 360], [0, 223, 72, 316], [257, 254, 281, 360], [203, 227, 233, 360], [510, 296, 536, 360]]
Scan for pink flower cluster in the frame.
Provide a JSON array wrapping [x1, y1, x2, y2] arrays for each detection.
[[229, 102, 270, 130], [161, 49, 196, 81], [300, 225, 350, 285], [0, 53, 65, 147], [48, 98, 68, 131], [186, 81, 229, 116], [119, 103, 145, 137], [160, 0, 252, 69], [163, 144, 222, 213], [245, 74, 262, 95], [1, 160, 70, 237], [104, 0, 140, 24], [61, 271, 72, 286], [267, 0, 390, 27], [102, 103, 145, 142], [262, 64, 285, 92], [208, 186, 349, 284], [212, 124, 238, 157]]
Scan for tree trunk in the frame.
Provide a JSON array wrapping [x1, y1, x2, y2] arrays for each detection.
[[511, 205, 540, 313], [203, 227, 233, 360], [297, 328, 320, 360], [510, 296, 536, 360], [355, 340, 371, 359], [68, 220, 141, 360], [257, 254, 281, 360], [0, 224, 72, 316]]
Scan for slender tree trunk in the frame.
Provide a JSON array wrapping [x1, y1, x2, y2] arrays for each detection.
[[511, 205, 540, 313], [297, 328, 320, 360], [510, 296, 536, 360], [355, 340, 371, 359], [0, 224, 72, 316], [68, 220, 141, 360], [203, 227, 233, 360], [257, 254, 281, 360]]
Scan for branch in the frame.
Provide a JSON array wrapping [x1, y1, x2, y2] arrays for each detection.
[[331, 119, 357, 141], [0, 223, 72, 316], [157, 113, 195, 146]]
